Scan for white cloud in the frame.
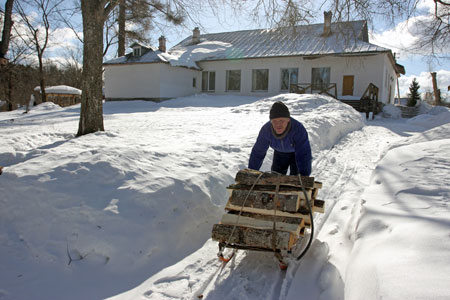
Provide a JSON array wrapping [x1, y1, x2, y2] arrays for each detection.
[[398, 70, 450, 100], [370, 15, 436, 59], [370, 0, 450, 58], [8, 12, 82, 66], [48, 27, 82, 51]]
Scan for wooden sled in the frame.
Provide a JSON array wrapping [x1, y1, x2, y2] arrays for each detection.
[[211, 169, 324, 266]]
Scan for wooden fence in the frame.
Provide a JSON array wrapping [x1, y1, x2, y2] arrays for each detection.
[[290, 83, 337, 99]]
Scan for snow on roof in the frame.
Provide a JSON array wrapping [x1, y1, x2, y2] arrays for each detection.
[[104, 20, 390, 69], [34, 85, 82, 95], [129, 41, 154, 50], [104, 49, 169, 65]]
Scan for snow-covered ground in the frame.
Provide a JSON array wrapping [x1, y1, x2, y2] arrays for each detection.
[[0, 94, 449, 300]]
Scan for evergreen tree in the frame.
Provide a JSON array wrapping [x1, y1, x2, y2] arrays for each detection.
[[407, 78, 420, 107]]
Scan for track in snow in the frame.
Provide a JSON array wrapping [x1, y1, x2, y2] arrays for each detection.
[[114, 122, 402, 300]]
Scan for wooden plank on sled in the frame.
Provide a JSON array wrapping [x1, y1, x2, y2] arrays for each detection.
[[228, 189, 307, 213], [220, 212, 305, 235], [227, 185, 313, 200], [225, 202, 311, 223], [211, 224, 292, 250], [313, 199, 325, 213], [235, 169, 318, 188], [227, 183, 311, 193]]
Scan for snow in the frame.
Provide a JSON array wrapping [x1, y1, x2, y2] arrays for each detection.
[[33, 85, 82, 95], [160, 41, 233, 69], [0, 93, 449, 300]]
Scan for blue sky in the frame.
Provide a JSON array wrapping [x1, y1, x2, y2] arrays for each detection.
[[3, 0, 449, 99], [153, 2, 449, 98]]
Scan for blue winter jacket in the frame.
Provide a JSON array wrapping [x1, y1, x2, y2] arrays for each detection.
[[248, 118, 312, 176]]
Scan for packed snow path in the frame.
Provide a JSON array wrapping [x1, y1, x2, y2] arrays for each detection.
[[109, 120, 403, 300], [2, 95, 449, 300]]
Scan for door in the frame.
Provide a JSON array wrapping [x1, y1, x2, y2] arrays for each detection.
[[342, 75, 354, 96]]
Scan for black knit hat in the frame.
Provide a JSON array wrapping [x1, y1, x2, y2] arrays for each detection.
[[270, 101, 290, 119]]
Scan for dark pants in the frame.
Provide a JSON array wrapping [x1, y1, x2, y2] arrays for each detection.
[[271, 150, 298, 175]]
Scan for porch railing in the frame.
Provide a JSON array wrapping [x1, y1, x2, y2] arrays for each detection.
[[289, 83, 337, 99], [360, 83, 379, 119]]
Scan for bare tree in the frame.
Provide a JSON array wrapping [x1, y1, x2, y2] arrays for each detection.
[[15, 0, 63, 103], [117, 0, 126, 56], [1, 1, 38, 111], [77, 0, 191, 136], [0, 0, 15, 62], [113, 0, 184, 57], [271, 1, 449, 57], [60, 44, 83, 88], [77, 0, 119, 136], [73, 0, 448, 136]]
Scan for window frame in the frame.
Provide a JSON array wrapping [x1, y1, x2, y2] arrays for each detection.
[[252, 69, 269, 92], [226, 70, 241, 92], [201, 71, 216, 92], [311, 67, 331, 91], [133, 47, 141, 56], [280, 68, 299, 91]]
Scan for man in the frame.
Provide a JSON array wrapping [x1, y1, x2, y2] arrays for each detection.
[[248, 101, 312, 176]]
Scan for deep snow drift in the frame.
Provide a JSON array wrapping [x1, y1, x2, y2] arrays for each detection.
[[0, 94, 449, 300]]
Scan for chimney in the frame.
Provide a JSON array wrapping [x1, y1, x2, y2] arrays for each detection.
[[322, 11, 332, 37], [192, 27, 200, 44], [158, 35, 166, 52]]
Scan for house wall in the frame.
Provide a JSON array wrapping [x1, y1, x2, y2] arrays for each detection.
[[302, 53, 397, 104], [383, 55, 398, 104], [197, 53, 395, 104], [104, 63, 201, 100], [104, 63, 163, 100], [159, 64, 200, 98], [198, 57, 302, 97], [105, 52, 396, 103]]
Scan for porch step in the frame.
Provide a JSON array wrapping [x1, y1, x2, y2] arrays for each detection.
[[340, 99, 361, 111], [397, 105, 420, 118]]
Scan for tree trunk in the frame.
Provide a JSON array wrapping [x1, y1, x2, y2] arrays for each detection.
[[430, 72, 441, 106], [7, 70, 13, 111], [0, 0, 14, 60], [38, 54, 46, 103], [77, 0, 106, 136], [118, 0, 126, 57]]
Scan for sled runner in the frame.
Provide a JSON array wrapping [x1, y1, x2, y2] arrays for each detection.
[[211, 169, 324, 269]]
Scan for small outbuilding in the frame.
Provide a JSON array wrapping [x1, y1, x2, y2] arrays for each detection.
[[34, 85, 82, 107]]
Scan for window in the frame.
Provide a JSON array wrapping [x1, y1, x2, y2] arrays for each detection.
[[133, 47, 141, 56], [252, 69, 269, 91], [281, 68, 298, 91], [226, 70, 241, 91], [202, 71, 215, 92], [193, 78, 196, 88], [311, 67, 330, 90]]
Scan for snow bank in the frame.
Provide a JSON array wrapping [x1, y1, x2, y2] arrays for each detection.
[[382, 104, 401, 119], [2, 93, 450, 300], [345, 123, 450, 299], [34, 85, 82, 95], [0, 93, 363, 300], [230, 93, 365, 153], [407, 105, 450, 129]]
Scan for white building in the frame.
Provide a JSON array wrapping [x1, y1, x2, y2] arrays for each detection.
[[104, 13, 405, 104]]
